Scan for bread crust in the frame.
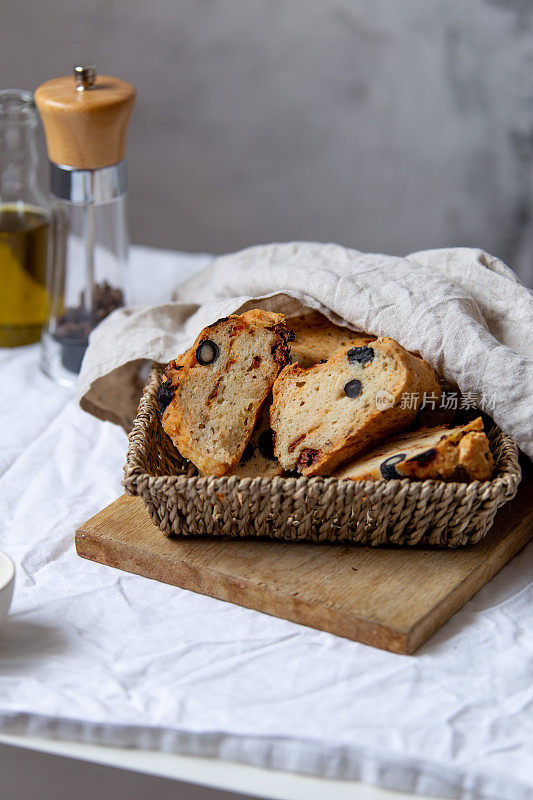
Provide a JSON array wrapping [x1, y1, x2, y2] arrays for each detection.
[[160, 310, 292, 476], [271, 336, 441, 476]]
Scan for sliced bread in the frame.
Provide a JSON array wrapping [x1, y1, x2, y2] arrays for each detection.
[[228, 399, 284, 479], [159, 310, 293, 476], [333, 417, 494, 482], [288, 310, 375, 367], [270, 336, 441, 476]]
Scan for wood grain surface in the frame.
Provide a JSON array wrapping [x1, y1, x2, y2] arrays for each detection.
[[35, 74, 136, 169], [75, 473, 533, 654]]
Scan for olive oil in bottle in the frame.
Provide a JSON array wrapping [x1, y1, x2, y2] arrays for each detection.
[[0, 204, 49, 346]]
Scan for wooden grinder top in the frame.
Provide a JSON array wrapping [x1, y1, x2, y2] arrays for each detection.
[[35, 66, 136, 170]]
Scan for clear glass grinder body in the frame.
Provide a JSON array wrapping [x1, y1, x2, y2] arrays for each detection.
[[41, 160, 129, 381]]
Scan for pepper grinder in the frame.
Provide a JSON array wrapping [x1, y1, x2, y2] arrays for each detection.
[[35, 66, 136, 385]]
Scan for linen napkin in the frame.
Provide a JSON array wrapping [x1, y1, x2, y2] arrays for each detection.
[[79, 242, 533, 457]]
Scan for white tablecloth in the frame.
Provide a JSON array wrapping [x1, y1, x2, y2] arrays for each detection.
[[1, 246, 532, 800]]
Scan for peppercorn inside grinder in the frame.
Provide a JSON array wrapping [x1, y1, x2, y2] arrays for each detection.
[[35, 66, 136, 385]]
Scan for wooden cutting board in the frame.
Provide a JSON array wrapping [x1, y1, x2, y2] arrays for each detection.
[[75, 472, 533, 654]]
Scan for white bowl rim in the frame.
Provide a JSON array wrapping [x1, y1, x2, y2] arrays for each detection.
[[0, 550, 15, 591]]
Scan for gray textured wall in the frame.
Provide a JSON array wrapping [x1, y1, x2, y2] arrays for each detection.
[[2, 0, 533, 284]]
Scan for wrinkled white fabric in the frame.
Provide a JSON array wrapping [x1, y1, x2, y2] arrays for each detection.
[[79, 243, 533, 455], [1, 246, 532, 800]]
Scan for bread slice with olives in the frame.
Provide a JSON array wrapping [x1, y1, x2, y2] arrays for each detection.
[[332, 417, 493, 482], [158, 310, 293, 476], [287, 310, 375, 368], [270, 337, 441, 476]]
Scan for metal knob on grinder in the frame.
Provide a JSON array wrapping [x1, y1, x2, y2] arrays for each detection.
[[73, 65, 97, 91]]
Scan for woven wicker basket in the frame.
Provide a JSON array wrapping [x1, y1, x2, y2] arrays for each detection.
[[123, 366, 521, 547]]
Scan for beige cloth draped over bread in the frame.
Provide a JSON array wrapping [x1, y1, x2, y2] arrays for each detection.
[[78, 243, 533, 458]]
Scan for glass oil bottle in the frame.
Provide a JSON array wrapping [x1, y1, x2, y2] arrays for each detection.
[[0, 90, 50, 347]]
